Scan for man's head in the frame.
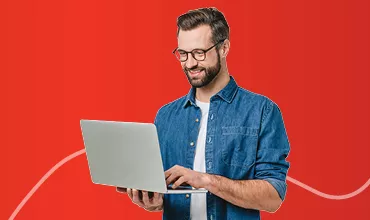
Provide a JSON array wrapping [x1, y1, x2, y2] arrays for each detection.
[[174, 7, 230, 88]]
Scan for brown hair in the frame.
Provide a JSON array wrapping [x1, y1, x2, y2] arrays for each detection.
[[177, 7, 229, 49]]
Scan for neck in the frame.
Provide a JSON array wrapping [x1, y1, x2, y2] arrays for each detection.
[[195, 67, 230, 103]]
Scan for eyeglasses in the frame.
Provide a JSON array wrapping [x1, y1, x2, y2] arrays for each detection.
[[172, 39, 225, 62]]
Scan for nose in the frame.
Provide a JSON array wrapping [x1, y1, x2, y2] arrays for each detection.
[[185, 54, 198, 69]]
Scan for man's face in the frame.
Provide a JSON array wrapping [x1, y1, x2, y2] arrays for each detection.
[[177, 25, 221, 88]]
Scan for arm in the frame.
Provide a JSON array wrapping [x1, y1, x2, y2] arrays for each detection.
[[166, 101, 290, 213], [204, 102, 290, 212], [166, 168, 282, 213], [205, 175, 282, 212]]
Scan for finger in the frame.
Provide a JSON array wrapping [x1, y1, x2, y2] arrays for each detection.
[[164, 165, 181, 178], [172, 176, 186, 189], [164, 167, 175, 179], [127, 188, 133, 199], [141, 191, 151, 205], [153, 192, 160, 200], [143, 191, 153, 207], [132, 189, 145, 206], [153, 192, 163, 203], [166, 172, 181, 185]]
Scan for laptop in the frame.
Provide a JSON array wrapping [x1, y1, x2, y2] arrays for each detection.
[[80, 119, 208, 194]]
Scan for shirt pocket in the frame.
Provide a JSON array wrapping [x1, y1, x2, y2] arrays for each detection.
[[221, 126, 258, 169]]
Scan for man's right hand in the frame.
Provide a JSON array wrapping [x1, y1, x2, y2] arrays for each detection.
[[117, 187, 164, 212]]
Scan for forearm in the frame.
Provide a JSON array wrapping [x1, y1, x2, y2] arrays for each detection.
[[204, 174, 282, 212]]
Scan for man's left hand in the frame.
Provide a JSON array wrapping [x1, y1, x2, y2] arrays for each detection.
[[165, 165, 210, 189]]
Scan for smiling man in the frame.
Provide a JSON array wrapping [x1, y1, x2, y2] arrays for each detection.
[[121, 7, 290, 220]]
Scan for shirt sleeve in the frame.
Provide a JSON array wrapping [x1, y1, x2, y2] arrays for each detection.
[[154, 106, 165, 129], [254, 101, 290, 201]]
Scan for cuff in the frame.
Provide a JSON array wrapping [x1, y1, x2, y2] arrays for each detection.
[[263, 178, 287, 201]]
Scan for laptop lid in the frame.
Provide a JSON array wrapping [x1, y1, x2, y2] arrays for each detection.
[[81, 120, 169, 193]]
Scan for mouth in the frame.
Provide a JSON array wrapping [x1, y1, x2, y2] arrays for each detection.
[[188, 69, 204, 77]]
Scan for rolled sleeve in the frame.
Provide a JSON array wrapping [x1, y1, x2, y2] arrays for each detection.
[[254, 101, 290, 201]]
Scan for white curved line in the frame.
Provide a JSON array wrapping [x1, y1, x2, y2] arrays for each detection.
[[8, 149, 86, 220], [286, 176, 370, 200], [8, 149, 370, 219]]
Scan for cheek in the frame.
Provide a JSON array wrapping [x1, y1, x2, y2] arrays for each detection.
[[201, 56, 217, 67], [198, 61, 213, 69], [206, 52, 219, 63]]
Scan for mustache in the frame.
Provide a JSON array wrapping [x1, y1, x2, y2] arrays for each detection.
[[184, 66, 205, 72]]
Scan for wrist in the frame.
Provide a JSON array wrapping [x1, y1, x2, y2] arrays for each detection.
[[203, 173, 214, 190], [156, 204, 164, 212], [146, 205, 163, 212]]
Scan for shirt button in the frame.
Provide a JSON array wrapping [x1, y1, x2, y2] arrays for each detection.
[[210, 114, 214, 120], [186, 194, 190, 198], [190, 142, 194, 146], [195, 118, 199, 122]]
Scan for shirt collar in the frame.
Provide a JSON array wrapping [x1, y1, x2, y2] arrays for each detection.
[[183, 75, 239, 108]]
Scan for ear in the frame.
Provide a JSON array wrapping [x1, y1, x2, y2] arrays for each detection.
[[220, 39, 230, 58]]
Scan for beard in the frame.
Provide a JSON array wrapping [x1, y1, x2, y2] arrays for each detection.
[[183, 51, 221, 88]]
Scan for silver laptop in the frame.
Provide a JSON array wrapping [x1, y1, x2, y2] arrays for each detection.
[[80, 119, 207, 194]]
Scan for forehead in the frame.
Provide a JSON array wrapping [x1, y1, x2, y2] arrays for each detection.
[[177, 25, 213, 50]]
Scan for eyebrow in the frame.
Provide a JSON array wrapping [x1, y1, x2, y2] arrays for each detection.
[[176, 47, 206, 52]]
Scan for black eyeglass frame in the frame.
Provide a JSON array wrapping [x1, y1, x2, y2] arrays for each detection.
[[172, 39, 226, 62]]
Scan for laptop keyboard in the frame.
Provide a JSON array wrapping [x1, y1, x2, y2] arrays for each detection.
[[167, 184, 193, 190]]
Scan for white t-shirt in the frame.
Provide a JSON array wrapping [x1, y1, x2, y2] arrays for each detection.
[[190, 99, 209, 220]]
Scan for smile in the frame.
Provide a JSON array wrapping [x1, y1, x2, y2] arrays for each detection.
[[189, 69, 203, 76]]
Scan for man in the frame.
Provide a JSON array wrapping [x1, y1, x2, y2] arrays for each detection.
[[118, 7, 290, 220]]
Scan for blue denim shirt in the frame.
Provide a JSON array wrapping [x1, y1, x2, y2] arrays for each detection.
[[154, 76, 290, 220]]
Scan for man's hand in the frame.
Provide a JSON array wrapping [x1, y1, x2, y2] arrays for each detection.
[[165, 165, 210, 189], [116, 187, 163, 212]]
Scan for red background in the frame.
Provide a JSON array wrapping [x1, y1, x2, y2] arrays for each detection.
[[2, 0, 369, 219]]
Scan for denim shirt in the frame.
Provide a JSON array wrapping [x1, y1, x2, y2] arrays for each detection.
[[154, 76, 290, 220]]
